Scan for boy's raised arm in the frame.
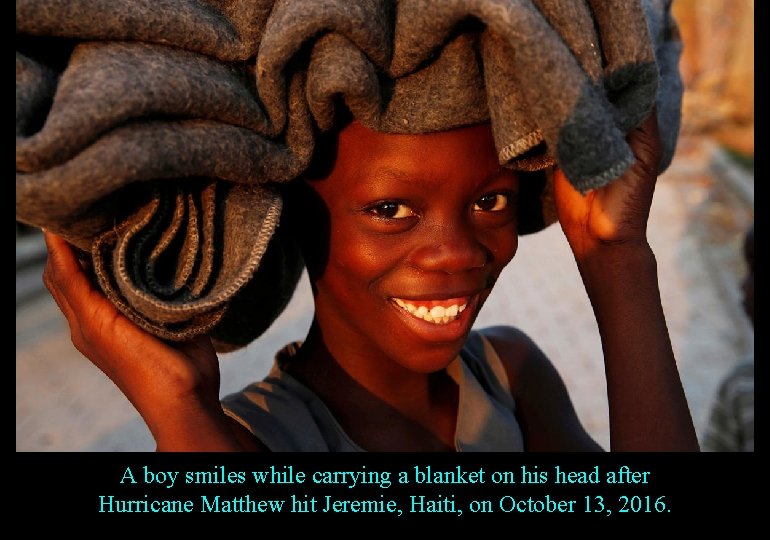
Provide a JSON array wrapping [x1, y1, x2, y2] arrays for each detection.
[[42, 232, 257, 452], [553, 112, 699, 451]]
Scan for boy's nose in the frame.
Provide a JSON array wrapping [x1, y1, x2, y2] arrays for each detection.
[[408, 224, 489, 274]]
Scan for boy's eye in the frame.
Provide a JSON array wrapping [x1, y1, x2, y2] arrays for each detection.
[[368, 202, 416, 219], [474, 193, 509, 212]]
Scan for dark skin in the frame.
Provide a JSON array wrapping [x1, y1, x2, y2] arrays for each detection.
[[42, 112, 699, 452]]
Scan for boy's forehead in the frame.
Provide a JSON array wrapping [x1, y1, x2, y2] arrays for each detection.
[[307, 129, 518, 203], [329, 121, 501, 180]]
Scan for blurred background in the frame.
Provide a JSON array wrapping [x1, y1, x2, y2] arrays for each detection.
[[16, 0, 754, 451]]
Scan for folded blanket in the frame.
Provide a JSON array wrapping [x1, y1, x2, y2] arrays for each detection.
[[15, 0, 684, 350]]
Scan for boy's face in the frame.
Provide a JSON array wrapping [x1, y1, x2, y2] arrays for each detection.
[[295, 121, 519, 372]]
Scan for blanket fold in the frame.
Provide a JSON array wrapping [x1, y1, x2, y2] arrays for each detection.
[[16, 0, 683, 350]]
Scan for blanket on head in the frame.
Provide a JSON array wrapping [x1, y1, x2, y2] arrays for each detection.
[[16, 0, 683, 350]]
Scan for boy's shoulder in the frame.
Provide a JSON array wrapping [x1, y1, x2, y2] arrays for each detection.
[[474, 325, 546, 361], [471, 326, 603, 451], [471, 325, 552, 388]]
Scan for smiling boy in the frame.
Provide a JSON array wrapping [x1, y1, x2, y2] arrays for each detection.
[[43, 113, 698, 452], [21, 0, 696, 452]]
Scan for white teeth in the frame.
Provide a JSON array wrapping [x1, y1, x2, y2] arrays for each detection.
[[393, 299, 469, 324]]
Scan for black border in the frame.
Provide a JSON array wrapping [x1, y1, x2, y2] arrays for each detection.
[[16, 451, 757, 528]]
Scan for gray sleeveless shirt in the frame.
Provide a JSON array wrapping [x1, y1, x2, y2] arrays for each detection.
[[221, 330, 525, 451]]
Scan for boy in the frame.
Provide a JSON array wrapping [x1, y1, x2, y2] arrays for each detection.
[[21, 0, 697, 451], [42, 113, 698, 451]]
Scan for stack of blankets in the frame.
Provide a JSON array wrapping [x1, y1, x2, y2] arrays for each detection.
[[16, 0, 683, 350]]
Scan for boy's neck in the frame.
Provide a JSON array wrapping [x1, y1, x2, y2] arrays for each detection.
[[285, 322, 460, 451]]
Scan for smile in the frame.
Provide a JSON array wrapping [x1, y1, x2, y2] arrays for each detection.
[[392, 298, 468, 324]]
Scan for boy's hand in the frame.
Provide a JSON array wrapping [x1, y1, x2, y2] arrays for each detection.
[[42, 231, 243, 450], [553, 111, 662, 262]]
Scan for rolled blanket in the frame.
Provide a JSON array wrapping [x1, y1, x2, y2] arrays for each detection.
[[15, 0, 684, 350]]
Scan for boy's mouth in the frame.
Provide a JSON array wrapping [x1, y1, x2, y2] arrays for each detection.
[[391, 297, 469, 324]]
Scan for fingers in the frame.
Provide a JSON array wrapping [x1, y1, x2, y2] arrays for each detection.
[[43, 231, 88, 285], [43, 231, 121, 347], [553, 111, 663, 252], [42, 231, 83, 323], [43, 231, 106, 310], [43, 232, 168, 378], [626, 110, 662, 179]]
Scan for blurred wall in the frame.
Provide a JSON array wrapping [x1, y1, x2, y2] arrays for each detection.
[[674, 0, 754, 155]]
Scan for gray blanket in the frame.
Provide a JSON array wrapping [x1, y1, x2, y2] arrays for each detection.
[[16, 0, 683, 350]]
